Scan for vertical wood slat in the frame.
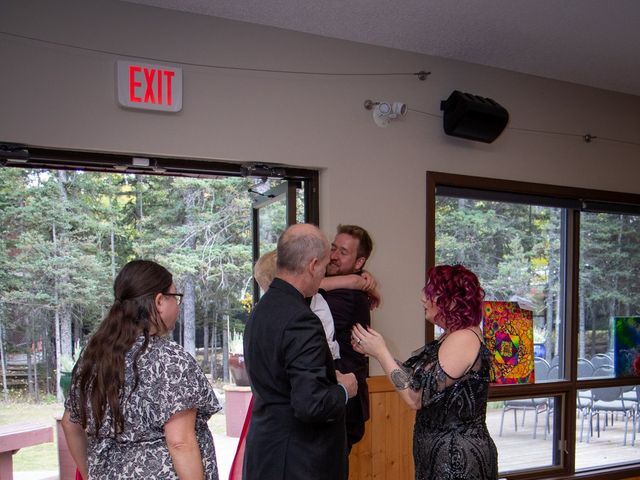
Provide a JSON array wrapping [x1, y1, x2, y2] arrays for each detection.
[[349, 376, 415, 480]]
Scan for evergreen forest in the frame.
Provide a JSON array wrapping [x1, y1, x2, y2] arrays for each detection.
[[1, 168, 639, 402], [0, 167, 286, 401], [436, 196, 640, 363]]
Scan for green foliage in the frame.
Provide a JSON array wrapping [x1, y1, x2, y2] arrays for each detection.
[[0, 168, 291, 391], [435, 195, 640, 358]]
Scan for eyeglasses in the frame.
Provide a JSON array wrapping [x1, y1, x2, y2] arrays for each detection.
[[163, 293, 184, 305]]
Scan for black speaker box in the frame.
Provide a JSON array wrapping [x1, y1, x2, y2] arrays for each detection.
[[440, 91, 509, 143]]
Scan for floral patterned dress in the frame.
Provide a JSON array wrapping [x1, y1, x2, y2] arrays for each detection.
[[66, 335, 221, 479], [405, 335, 498, 480]]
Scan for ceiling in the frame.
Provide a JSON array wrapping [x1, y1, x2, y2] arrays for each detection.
[[123, 0, 640, 97]]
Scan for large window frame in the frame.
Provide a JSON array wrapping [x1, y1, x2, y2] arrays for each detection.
[[0, 145, 319, 222], [427, 171, 640, 480]]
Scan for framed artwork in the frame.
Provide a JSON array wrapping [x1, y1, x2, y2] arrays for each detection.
[[613, 316, 640, 377], [483, 301, 535, 384]]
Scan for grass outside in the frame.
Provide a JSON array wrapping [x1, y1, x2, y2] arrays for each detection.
[[0, 388, 228, 473], [0, 398, 62, 472]]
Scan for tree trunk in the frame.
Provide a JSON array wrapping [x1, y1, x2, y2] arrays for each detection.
[[31, 319, 39, 402], [0, 319, 8, 401], [210, 313, 217, 379], [222, 319, 229, 383], [182, 274, 196, 357], [27, 348, 34, 399], [32, 345, 39, 402], [54, 173, 73, 360], [110, 195, 117, 282], [181, 187, 198, 357], [545, 286, 554, 362], [43, 324, 51, 396], [203, 320, 209, 373], [54, 307, 63, 402], [578, 285, 585, 359], [135, 175, 144, 227]]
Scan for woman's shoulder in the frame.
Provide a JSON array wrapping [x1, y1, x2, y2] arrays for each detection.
[[148, 336, 195, 364], [438, 328, 483, 377], [445, 327, 482, 341], [440, 328, 482, 352]]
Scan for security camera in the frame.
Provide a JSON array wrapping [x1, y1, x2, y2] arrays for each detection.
[[365, 100, 408, 127], [391, 102, 407, 117], [372, 103, 393, 127]]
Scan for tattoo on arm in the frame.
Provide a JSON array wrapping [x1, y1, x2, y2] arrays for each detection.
[[390, 359, 411, 390]]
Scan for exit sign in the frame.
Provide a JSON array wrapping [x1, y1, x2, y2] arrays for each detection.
[[116, 60, 183, 112]]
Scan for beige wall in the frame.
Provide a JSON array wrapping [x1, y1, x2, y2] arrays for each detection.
[[2, 0, 640, 373]]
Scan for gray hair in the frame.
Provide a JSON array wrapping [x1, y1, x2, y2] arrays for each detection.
[[277, 224, 328, 274]]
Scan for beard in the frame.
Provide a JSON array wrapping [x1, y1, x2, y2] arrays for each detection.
[[326, 261, 356, 277], [325, 262, 340, 276]]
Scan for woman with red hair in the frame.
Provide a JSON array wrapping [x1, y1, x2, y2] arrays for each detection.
[[352, 265, 498, 480]]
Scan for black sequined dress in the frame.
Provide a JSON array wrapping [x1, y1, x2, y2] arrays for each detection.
[[405, 337, 498, 480]]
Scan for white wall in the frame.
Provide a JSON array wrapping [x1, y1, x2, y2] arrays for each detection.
[[2, 0, 640, 372]]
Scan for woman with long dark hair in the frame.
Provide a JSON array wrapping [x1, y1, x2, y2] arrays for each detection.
[[352, 264, 498, 480], [61, 260, 221, 479]]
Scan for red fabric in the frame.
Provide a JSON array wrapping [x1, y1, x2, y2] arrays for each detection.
[[75, 469, 83, 480], [228, 395, 253, 480]]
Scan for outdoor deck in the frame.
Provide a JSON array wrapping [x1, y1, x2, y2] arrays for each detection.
[[486, 406, 639, 473]]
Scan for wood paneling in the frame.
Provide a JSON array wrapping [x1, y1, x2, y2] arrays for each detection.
[[349, 376, 415, 480]]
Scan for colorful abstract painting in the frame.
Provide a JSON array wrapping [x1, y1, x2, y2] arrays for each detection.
[[613, 316, 640, 377], [483, 301, 535, 384]]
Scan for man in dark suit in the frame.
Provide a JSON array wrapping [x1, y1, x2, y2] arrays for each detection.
[[323, 224, 374, 453], [243, 223, 358, 480]]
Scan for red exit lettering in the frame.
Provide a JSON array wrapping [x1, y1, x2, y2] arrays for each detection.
[[129, 65, 175, 106]]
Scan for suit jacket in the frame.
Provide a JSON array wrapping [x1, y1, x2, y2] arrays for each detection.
[[325, 288, 371, 445], [243, 278, 348, 480]]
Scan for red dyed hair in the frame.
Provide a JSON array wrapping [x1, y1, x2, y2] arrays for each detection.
[[422, 265, 485, 332]]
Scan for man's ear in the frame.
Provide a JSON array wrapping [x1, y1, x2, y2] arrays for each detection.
[[308, 257, 319, 275], [355, 257, 366, 271]]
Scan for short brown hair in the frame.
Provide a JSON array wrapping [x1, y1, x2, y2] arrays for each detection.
[[336, 224, 373, 259]]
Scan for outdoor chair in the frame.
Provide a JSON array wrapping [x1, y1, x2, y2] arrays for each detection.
[[499, 358, 551, 440], [577, 357, 594, 379], [534, 357, 550, 380], [590, 353, 613, 370], [582, 365, 637, 446], [577, 358, 595, 442], [622, 385, 640, 434]]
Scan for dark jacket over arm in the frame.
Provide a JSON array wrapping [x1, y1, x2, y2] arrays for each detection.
[[326, 288, 371, 448], [243, 278, 348, 480]]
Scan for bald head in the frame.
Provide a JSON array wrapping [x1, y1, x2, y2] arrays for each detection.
[[277, 224, 329, 275]]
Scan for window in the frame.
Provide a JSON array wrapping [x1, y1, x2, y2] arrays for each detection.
[[0, 145, 319, 392], [427, 172, 640, 479]]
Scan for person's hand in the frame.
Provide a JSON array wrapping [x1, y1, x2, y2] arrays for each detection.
[[351, 323, 387, 359], [336, 371, 358, 398], [367, 288, 381, 310], [359, 271, 381, 309], [360, 271, 377, 291]]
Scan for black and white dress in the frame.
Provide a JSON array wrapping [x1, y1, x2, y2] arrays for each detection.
[[405, 335, 498, 480], [66, 335, 221, 479]]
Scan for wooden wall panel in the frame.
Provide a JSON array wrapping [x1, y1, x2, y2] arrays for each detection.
[[349, 376, 415, 480]]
